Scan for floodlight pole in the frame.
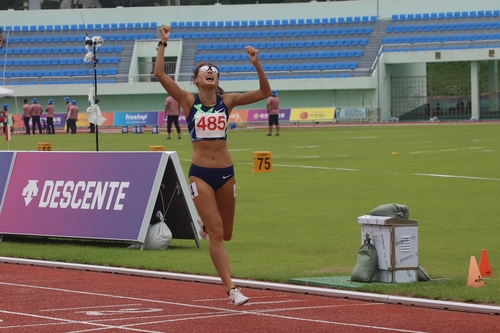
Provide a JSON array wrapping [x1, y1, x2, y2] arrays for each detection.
[[91, 43, 99, 151], [376, 0, 381, 124]]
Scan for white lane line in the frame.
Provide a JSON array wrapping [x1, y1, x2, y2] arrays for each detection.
[[243, 311, 428, 333], [272, 164, 360, 172], [241, 162, 497, 182], [192, 294, 289, 302], [1, 282, 428, 333], [241, 300, 305, 305], [89, 306, 426, 333], [413, 173, 500, 181], [78, 311, 230, 323], [250, 302, 385, 314], [40, 303, 143, 312], [409, 147, 485, 154], [293, 156, 320, 159], [0, 309, 163, 333]]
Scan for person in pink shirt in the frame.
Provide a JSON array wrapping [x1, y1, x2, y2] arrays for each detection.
[[164, 95, 181, 140], [266, 90, 280, 136], [22, 99, 31, 135], [45, 99, 55, 134], [68, 100, 79, 134], [30, 98, 43, 135], [0, 104, 7, 134]]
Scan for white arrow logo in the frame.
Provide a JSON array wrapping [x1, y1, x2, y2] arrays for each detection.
[[22, 180, 39, 206]]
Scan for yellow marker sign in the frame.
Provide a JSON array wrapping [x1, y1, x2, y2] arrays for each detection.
[[252, 151, 273, 173], [37, 142, 52, 151], [149, 146, 165, 151]]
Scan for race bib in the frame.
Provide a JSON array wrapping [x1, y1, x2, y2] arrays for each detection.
[[194, 113, 227, 138]]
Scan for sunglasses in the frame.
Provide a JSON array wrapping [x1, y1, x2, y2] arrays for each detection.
[[198, 65, 219, 74]]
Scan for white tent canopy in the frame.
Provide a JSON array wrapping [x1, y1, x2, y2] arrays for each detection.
[[0, 87, 16, 98]]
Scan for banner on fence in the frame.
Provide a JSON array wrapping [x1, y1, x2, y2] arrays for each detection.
[[0, 151, 200, 246]]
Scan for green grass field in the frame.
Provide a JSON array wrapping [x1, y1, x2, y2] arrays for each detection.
[[1, 123, 499, 305]]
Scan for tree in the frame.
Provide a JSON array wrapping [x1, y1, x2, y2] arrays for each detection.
[[0, 0, 24, 10], [42, 0, 62, 9]]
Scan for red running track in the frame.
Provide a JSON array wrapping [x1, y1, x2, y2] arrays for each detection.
[[0, 262, 499, 333]]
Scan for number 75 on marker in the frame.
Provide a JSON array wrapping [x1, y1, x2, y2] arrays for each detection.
[[252, 151, 273, 173]]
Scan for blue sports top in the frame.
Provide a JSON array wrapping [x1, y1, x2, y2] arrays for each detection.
[[186, 94, 230, 142]]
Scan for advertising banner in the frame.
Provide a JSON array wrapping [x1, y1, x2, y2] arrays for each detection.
[[229, 110, 248, 123], [290, 107, 335, 122], [0, 151, 167, 242], [113, 112, 159, 127], [247, 109, 291, 123], [0, 152, 14, 213], [337, 107, 367, 118]]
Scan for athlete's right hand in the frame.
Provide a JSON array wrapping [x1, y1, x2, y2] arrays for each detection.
[[159, 26, 171, 41]]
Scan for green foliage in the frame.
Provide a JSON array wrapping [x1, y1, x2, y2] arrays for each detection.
[[427, 61, 492, 76], [0, 0, 24, 10], [1, 123, 500, 304], [41, 0, 61, 9]]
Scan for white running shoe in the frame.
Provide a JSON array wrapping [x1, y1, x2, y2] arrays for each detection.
[[228, 288, 249, 306]]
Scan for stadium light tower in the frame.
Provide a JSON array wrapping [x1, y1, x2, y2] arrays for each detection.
[[84, 35, 107, 151]]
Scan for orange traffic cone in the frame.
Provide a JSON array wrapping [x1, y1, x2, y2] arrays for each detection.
[[479, 249, 492, 277], [467, 256, 484, 288]]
